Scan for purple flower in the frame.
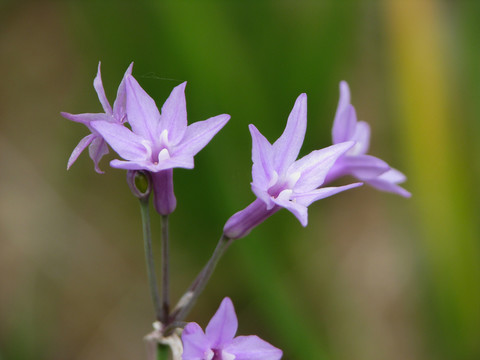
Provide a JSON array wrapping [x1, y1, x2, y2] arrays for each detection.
[[62, 62, 133, 173], [223, 93, 362, 239], [182, 297, 282, 360], [325, 81, 411, 198], [91, 75, 230, 214]]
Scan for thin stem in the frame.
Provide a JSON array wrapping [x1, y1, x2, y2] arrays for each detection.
[[170, 234, 233, 323], [139, 198, 163, 321], [161, 215, 170, 322]]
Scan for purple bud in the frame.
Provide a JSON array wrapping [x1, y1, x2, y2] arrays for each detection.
[[151, 169, 176, 215]]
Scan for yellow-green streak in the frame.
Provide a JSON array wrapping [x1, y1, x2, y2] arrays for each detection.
[[384, 1, 480, 358]]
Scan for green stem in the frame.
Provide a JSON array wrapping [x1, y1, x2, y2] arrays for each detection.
[[170, 234, 232, 323], [139, 198, 162, 321], [161, 215, 170, 321], [157, 344, 170, 360]]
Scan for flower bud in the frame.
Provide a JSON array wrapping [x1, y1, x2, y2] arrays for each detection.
[[127, 170, 152, 201]]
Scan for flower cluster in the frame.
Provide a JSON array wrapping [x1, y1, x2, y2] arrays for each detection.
[[63, 63, 410, 359], [63, 63, 230, 214]]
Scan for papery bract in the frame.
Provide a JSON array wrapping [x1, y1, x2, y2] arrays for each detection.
[[92, 75, 230, 214], [182, 297, 283, 360], [62, 62, 133, 173], [223, 93, 362, 239], [325, 81, 411, 198]]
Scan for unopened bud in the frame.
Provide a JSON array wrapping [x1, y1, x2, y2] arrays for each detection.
[[127, 170, 152, 200]]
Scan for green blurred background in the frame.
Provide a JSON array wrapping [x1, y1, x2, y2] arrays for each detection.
[[1, 1, 479, 359]]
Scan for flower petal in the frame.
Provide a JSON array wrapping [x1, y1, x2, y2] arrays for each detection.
[[93, 62, 113, 115], [293, 183, 363, 207], [367, 168, 411, 198], [181, 322, 212, 360], [249, 124, 275, 191], [205, 297, 238, 347], [89, 137, 109, 174], [125, 75, 161, 141], [348, 120, 370, 155], [113, 62, 134, 122], [223, 335, 283, 360], [271, 190, 309, 226], [289, 141, 354, 192], [178, 114, 230, 157], [67, 134, 95, 170], [91, 121, 148, 161], [159, 82, 188, 144], [332, 81, 357, 144], [61, 112, 110, 125], [339, 154, 390, 180], [272, 93, 307, 174]]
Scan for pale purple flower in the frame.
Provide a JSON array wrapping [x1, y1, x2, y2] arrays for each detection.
[[325, 81, 411, 198], [62, 62, 133, 173], [91, 75, 230, 214], [223, 93, 362, 239], [182, 297, 282, 360]]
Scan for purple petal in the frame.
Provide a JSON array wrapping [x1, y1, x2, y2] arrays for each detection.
[[223, 335, 283, 360], [159, 82, 188, 145], [332, 104, 357, 144], [272, 93, 307, 174], [289, 142, 354, 192], [67, 134, 95, 170], [93, 62, 113, 115], [89, 137, 109, 174], [249, 124, 275, 191], [223, 199, 279, 240], [206, 297, 238, 347], [181, 322, 212, 360], [293, 183, 363, 207], [109, 159, 153, 171], [61, 112, 110, 125], [91, 121, 148, 161], [178, 114, 230, 156], [332, 81, 358, 144], [109, 155, 194, 172], [348, 120, 370, 155], [125, 75, 160, 141], [271, 190, 309, 226], [367, 168, 411, 198], [340, 154, 390, 180], [113, 62, 134, 122]]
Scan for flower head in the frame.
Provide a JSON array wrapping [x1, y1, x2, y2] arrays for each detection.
[[62, 62, 133, 173], [91, 75, 230, 214], [326, 81, 411, 197], [182, 297, 283, 360], [223, 93, 362, 239]]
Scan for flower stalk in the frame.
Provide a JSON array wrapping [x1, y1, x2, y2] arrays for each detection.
[[170, 234, 233, 323], [161, 214, 170, 322], [139, 198, 163, 321]]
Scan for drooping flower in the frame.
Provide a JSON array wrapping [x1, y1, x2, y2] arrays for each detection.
[[324, 81, 411, 198], [223, 93, 362, 240], [62, 62, 133, 173], [182, 297, 283, 360], [91, 75, 230, 214]]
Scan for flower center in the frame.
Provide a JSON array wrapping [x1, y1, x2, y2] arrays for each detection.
[[267, 170, 301, 199], [210, 349, 236, 360]]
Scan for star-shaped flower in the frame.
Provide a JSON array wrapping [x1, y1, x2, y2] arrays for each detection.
[[62, 62, 133, 173], [223, 93, 362, 239], [91, 75, 230, 214], [182, 297, 283, 360], [325, 81, 411, 198]]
